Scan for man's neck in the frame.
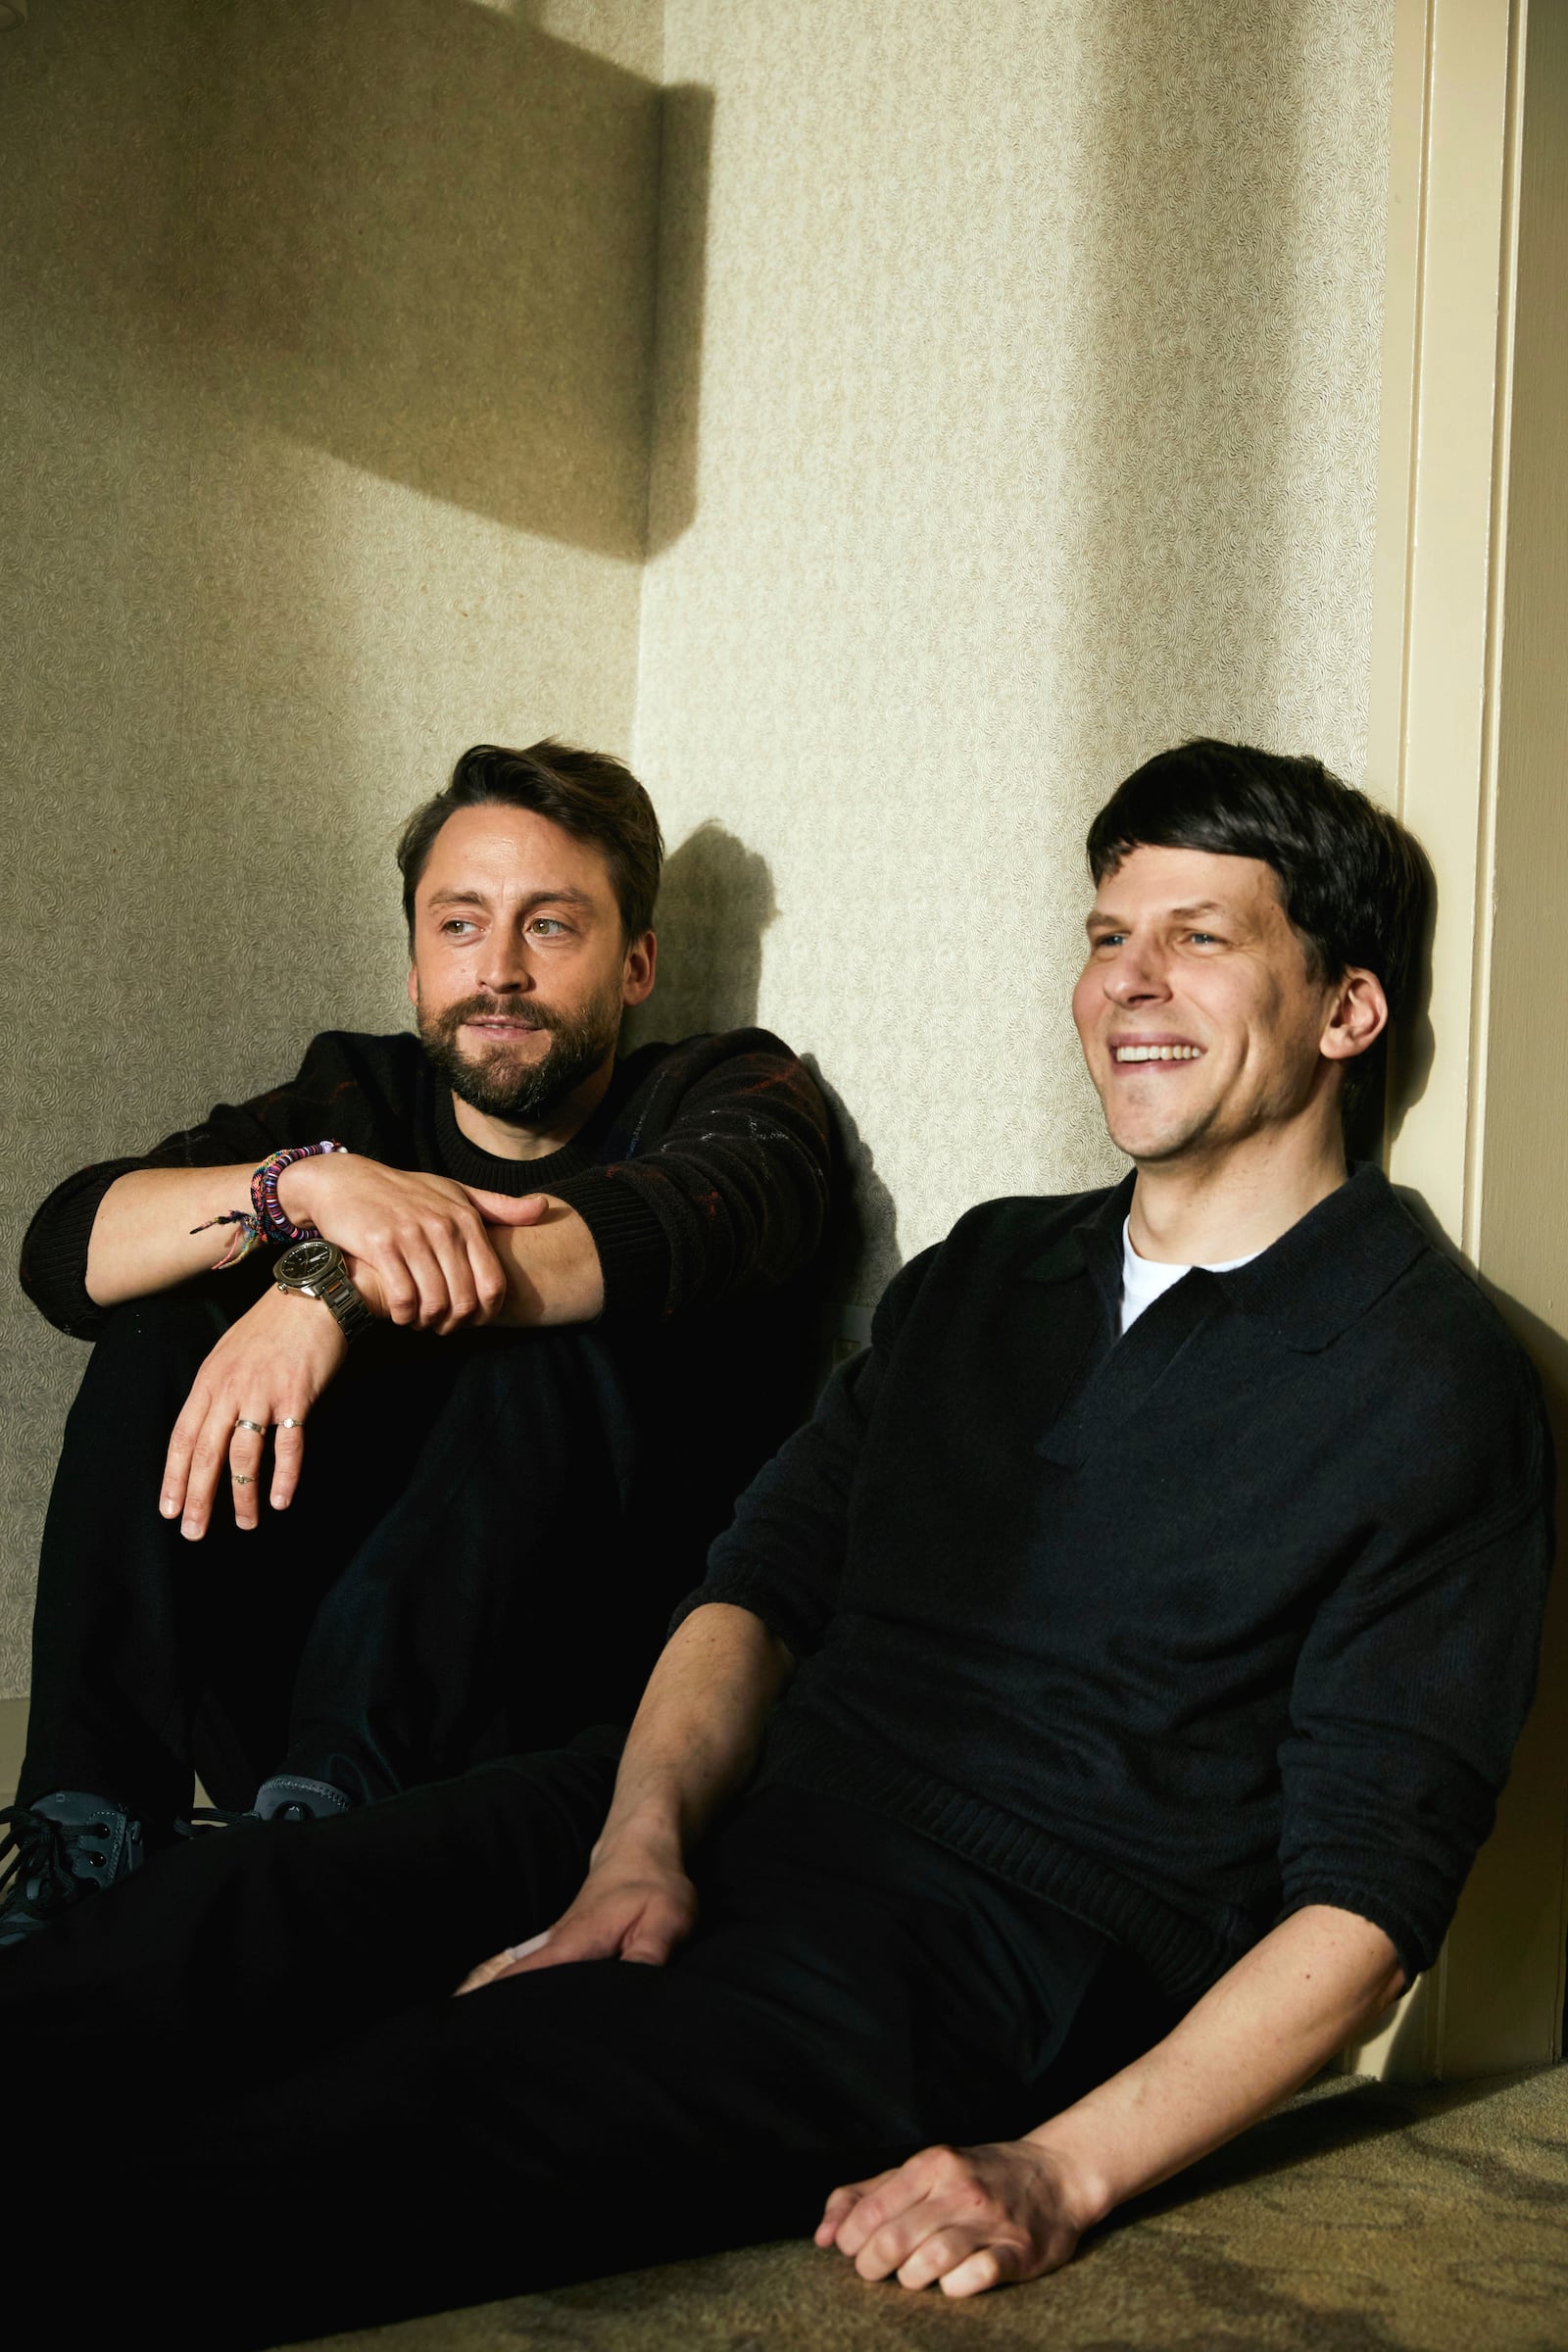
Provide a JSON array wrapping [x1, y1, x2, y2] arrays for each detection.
[[1127, 1128, 1350, 1265], [449, 1054, 616, 1163]]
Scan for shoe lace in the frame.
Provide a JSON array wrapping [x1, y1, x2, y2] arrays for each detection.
[[0, 1803, 90, 1913], [177, 1806, 248, 1837]]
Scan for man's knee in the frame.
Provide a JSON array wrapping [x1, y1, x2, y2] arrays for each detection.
[[87, 1272, 265, 1377]]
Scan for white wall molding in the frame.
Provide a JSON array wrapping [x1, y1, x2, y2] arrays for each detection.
[[1352, 0, 1568, 2083]]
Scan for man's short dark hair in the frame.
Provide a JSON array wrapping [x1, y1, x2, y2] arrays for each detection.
[[1086, 739, 1430, 1025], [397, 741, 664, 945]]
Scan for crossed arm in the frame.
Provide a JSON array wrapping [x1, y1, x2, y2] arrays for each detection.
[[86, 1156, 604, 1538], [459, 1600, 1405, 2300]]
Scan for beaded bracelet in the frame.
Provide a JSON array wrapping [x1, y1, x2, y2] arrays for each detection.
[[252, 1141, 345, 1243], [191, 1141, 345, 1270]]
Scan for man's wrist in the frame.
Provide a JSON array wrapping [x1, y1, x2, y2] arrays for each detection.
[[273, 1152, 335, 1223], [590, 1800, 687, 1876], [1020, 2121, 1116, 2234]]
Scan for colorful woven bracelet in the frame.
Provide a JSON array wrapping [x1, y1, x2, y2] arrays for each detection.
[[189, 1207, 267, 1270], [251, 1141, 346, 1243], [189, 1140, 345, 1270]]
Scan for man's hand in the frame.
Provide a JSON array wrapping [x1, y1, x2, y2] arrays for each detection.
[[817, 1905, 1405, 2303], [278, 1154, 549, 1334], [160, 1286, 349, 1538], [456, 1838, 699, 1995], [816, 2139, 1087, 2298]]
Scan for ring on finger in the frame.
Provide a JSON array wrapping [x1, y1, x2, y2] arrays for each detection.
[[235, 1417, 267, 1437], [279, 1417, 301, 1430], [232, 1472, 256, 1486]]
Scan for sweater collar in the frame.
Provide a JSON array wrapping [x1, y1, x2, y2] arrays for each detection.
[[1027, 1162, 1426, 1353], [429, 1055, 637, 1197]]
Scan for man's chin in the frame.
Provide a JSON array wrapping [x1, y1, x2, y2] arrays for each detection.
[[1102, 1114, 1212, 1166], [450, 1066, 564, 1123]]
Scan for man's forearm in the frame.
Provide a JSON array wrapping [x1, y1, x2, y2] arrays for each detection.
[[487, 1199, 606, 1326], [1026, 1904, 1405, 2230], [85, 1164, 265, 1307], [595, 1601, 795, 1865]]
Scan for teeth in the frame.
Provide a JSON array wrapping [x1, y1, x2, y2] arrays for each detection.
[[1113, 1045, 1202, 1062]]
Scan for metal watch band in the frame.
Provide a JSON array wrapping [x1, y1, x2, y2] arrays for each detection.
[[273, 1242, 375, 1344]]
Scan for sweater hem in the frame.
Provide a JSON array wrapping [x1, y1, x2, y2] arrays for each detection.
[[759, 1720, 1248, 2004]]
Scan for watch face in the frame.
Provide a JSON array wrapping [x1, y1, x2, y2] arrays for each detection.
[[276, 1239, 336, 1286]]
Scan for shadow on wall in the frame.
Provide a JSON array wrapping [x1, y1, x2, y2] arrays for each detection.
[[641, 821, 778, 1040], [59, 0, 710, 559], [644, 77, 712, 556], [633, 824, 902, 1318]]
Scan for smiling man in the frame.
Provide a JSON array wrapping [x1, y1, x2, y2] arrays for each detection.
[[0, 740, 1550, 2346], [1, 741, 832, 1944]]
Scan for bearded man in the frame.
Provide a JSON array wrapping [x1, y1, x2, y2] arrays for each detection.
[[2, 741, 833, 1944]]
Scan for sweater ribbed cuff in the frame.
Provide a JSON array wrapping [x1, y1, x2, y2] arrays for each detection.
[[19, 1158, 145, 1339], [550, 1168, 672, 1324], [1275, 1879, 1439, 1984]]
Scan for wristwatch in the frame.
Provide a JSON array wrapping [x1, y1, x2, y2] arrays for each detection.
[[273, 1239, 375, 1344]]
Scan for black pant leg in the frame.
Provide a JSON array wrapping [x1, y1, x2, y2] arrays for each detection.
[[30, 1791, 1172, 2348], [22, 1288, 670, 1820], [279, 1326, 670, 1802], [0, 1744, 617, 2118], [19, 1272, 332, 1818]]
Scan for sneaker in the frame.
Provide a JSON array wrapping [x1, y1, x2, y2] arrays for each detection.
[[250, 1774, 352, 1824], [0, 1790, 147, 1949]]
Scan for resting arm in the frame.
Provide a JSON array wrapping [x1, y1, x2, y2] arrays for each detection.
[[86, 1163, 272, 1307], [457, 1601, 794, 1991], [821, 1902, 1403, 2296]]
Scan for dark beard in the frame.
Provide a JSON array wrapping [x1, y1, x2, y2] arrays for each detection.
[[416, 986, 622, 1126]]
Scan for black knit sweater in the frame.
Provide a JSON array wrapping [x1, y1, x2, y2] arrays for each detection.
[[680, 1168, 1553, 2003], [20, 1027, 832, 1341]]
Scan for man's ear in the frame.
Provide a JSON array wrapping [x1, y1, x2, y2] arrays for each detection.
[[622, 930, 657, 1009], [1320, 966, 1389, 1065]]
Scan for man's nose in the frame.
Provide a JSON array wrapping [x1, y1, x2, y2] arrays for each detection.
[[1104, 942, 1169, 1003], [477, 929, 535, 996]]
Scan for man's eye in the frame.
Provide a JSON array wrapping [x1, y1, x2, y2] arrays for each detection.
[[530, 918, 568, 937], [441, 919, 477, 938], [1093, 933, 1127, 951], [1187, 931, 1222, 947]]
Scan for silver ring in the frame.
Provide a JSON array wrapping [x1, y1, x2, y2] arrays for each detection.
[[235, 1418, 266, 1437], [232, 1472, 256, 1486], [279, 1417, 301, 1431]]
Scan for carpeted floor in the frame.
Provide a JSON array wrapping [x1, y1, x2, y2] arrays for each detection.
[[304, 2065, 1568, 2352]]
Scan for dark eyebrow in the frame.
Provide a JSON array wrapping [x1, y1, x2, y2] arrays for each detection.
[[1086, 898, 1237, 933], [426, 886, 599, 913]]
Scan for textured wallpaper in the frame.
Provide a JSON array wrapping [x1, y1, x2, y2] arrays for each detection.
[[0, 0, 1395, 1698], [0, 0, 663, 1693], [635, 0, 1396, 1310]]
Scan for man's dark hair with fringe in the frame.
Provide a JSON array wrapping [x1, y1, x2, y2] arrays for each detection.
[[397, 741, 664, 946], [1085, 739, 1431, 1114]]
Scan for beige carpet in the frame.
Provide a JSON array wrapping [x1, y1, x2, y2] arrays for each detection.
[[304, 2066, 1568, 2352]]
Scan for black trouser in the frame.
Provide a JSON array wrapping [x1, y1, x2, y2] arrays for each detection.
[[20, 1277, 690, 1818], [0, 1752, 1176, 2346]]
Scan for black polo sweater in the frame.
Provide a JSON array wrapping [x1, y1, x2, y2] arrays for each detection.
[[681, 1167, 1553, 2003]]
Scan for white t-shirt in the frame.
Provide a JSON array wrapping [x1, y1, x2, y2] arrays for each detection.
[[1119, 1219, 1259, 1335]]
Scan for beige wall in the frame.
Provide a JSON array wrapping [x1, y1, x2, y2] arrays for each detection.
[[0, 0, 663, 1694], [1, 1, 1398, 1698], [634, 0, 1396, 1306]]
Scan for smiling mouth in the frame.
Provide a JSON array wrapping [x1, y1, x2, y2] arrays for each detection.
[[1112, 1044, 1204, 1063]]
